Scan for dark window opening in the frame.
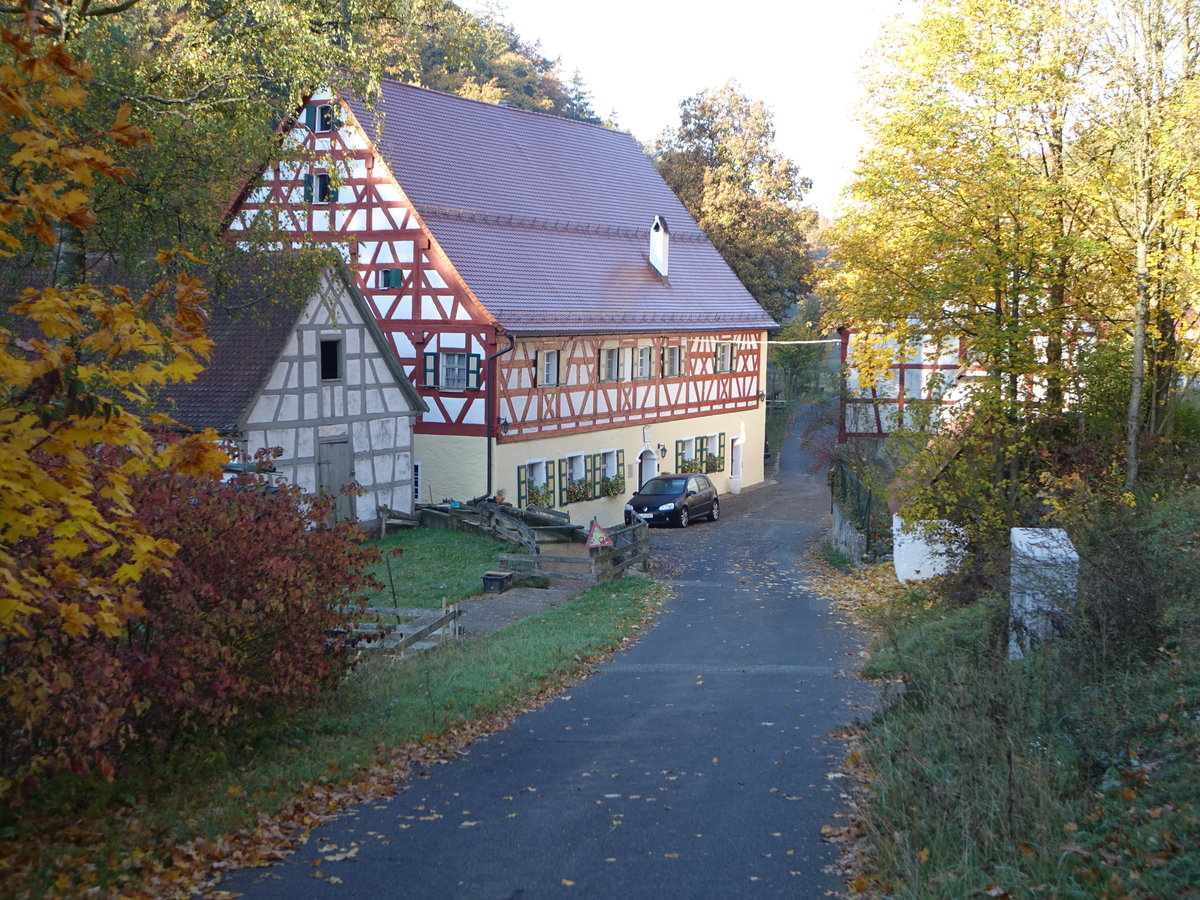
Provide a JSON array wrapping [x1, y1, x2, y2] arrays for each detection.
[[320, 338, 342, 380], [315, 172, 333, 203]]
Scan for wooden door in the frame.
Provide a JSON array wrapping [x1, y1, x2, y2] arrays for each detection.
[[318, 439, 355, 523]]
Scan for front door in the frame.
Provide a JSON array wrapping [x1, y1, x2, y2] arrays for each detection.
[[318, 439, 355, 523], [638, 448, 659, 488]]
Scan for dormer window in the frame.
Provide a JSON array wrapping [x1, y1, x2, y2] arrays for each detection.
[[649, 215, 669, 282]]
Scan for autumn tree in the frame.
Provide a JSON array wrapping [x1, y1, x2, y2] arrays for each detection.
[[1074, 0, 1200, 487], [0, 0, 440, 290], [653, 81, 816, 322], [821, 0, 1115, 534]]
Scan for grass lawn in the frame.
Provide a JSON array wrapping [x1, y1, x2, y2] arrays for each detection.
[[1, 528, 664, 900]]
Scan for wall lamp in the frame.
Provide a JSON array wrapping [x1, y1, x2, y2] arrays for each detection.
[[657, 443, 667, 458], [499, 418, 510, 435]]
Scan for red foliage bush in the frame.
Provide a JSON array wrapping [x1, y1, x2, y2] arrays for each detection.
[[125, 473, 378, 750], [0, 472, 378, 801]]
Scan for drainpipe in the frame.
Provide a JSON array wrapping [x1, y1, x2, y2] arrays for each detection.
[[476, 333, 516, 502]]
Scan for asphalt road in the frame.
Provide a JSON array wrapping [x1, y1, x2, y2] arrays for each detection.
[[222, 411, 876, 899]]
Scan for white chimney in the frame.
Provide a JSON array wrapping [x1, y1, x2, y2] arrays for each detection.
[[649, 215, 669, 282]]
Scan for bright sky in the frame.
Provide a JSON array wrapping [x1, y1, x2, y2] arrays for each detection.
[[461, 0, 903, 217]]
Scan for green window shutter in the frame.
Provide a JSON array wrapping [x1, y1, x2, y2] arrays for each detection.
[[675, 440, 684, 471], [302, 173, 313, 203], [731, 343, 739, 369], [714, 345, 721, 371], [332, 105, 343, 130], [618, 348, 625, 380], [467, 354, 482, 390], [697, 435, 707, 458], [422, 352, 438, 387], [304, 105, 316, 132], [329, 183, 339, 203], [719, 432, 727, 469], [584, 454, 596, 496], [533, 351, 541, 387], [517, 465, 528, 508], [558, 459, 568, 505], [615, 449, 625, 486]]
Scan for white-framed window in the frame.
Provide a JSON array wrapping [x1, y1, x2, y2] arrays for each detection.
[[681, 437, 696, 461], [539, 350, 560, 386], [319, 337, 342, 381], [527, 459, 548, 487], [599, 347, 621, 382], [635, 346, 654, 379], [567, 453, 585, 483], [662, 345, 682, 377], [422, 351, 480, 390], [317, 103, 335, 133], [304, 171, 336, 204], [600, 449, 619, 479], [379, 268, 404, 288], [306, 102, 337, 134], [442, 352, 470, 390], [715, 342, 734, 373]]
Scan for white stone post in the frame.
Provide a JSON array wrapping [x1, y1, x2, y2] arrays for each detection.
[[1009, 527, 1079, 659]]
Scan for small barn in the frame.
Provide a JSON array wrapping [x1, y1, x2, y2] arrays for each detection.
[[163, 259, 426, 526]]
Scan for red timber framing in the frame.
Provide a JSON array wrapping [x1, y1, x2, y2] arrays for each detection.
[[226, 95, 764, 443], [494, 331, 762, 442], [837, 327, 969, 442], [227, 94, 496, 437]]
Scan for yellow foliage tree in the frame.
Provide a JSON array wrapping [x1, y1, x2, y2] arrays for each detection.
[[0, 19, 217, 646]]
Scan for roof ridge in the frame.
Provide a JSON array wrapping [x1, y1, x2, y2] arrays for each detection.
[[415, 203, 710, 242]]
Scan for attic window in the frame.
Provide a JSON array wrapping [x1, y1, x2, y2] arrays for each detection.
[[320, 338, 342, 381], [316, 104, 334, 133], [303, 172, 336, 204]]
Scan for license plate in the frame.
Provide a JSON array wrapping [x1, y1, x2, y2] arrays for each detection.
[[636, 513, 651, 520]]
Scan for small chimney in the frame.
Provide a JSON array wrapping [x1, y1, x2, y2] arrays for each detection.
[[649, 215, 669, 283]]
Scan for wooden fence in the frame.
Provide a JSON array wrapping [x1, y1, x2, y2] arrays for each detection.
[[497, 519, 649, 585], [350, 605, 463, 656]]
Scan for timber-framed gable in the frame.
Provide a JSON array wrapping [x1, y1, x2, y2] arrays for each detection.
[[228, 89, 497, 438]]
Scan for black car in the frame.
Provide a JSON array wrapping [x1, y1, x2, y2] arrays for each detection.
[[624, 473, 719, 528]]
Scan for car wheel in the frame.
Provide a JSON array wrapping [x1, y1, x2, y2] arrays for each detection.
[[709, 499, 720, 522], [677, 506, 689, 528]]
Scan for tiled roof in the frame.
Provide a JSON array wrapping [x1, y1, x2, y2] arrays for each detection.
[[343, 82, 776, 334], [162, 292, 302, 434]]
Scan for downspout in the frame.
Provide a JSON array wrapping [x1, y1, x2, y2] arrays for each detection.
[[476, 332, 516, 502]]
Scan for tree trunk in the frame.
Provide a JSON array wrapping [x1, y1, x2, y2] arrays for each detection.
[[1125, 238, 1149, 490]]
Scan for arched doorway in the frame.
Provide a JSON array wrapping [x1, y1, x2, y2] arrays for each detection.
[[638, 448, 659, 488], [729, 437, 743, 493]]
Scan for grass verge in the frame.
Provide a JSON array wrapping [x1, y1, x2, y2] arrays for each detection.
[[1, 529, 663, 900], [816, 563, 1200, 899]]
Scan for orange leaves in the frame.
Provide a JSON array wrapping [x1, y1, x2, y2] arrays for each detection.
[[0, 28, 149, 261]]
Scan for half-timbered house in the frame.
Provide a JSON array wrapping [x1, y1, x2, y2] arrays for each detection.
[[226, 81, 776, 520], [161, 261, 426, 526]]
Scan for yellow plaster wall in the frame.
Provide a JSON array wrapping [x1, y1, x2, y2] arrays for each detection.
[[415, 407, 767, 518]]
